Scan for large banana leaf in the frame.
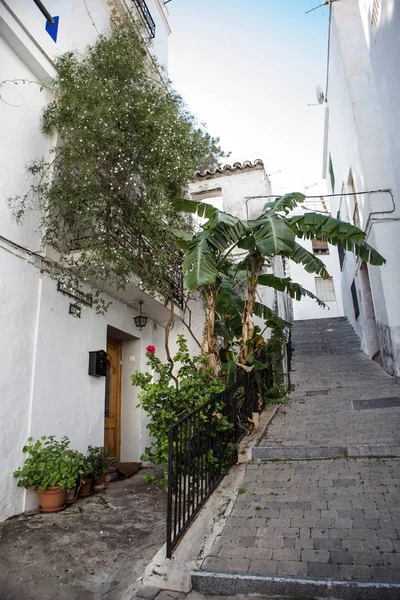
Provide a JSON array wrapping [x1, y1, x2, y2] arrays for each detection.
[[172, 197, 218, 220], [252, 214, 296, 255], [181, 232, 218, 290], [263, 192, 306, 215], [253, 301, 291, 328], [289, 213, 364, 241], [173, 197, 249, 234], [289, 242, 331, 278], [170, 228, 193, 251], [289, 213, 385, 265], [205, 209, 249, 234], [257, 274, 327, 308], [330, 237, 385, 266]]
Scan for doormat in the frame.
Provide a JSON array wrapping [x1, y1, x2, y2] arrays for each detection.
[[305, 389, 330, 396], [353, 397, 400, 410], [114, 462, 141, 479]]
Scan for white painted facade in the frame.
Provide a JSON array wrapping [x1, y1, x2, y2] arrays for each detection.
[[323, 0, 400, 376], [188, 160, 292, 332], [289, 232, 344, 322], [0, 0, 203, 521]]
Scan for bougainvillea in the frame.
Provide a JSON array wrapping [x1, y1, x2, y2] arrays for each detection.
[[9, 14, 226, 309]]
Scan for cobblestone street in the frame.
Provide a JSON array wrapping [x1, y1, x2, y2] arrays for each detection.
[[194, 318, 400, 598]]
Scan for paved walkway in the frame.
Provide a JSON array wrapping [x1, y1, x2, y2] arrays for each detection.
[[0, 466, 167, 600], [196, 318, 400, 595]]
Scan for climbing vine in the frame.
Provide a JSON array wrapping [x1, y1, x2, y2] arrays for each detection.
[[9, 15, 225, 307]]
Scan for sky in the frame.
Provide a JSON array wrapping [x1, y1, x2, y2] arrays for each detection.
[[166, 0, 330, 197]]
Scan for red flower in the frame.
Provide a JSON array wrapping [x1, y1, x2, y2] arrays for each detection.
[[146, 345, 155, 354]]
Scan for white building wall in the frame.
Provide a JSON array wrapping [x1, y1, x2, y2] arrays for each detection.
[[2, 0, 169, 69], [324, 0, 400, 374], [0, 0, 202, 520], [289, 237, 344, 321]]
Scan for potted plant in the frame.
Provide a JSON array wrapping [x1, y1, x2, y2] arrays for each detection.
[[13, 436, 84, 513], [66, 450, 86, 505], [78, 457, 94, 498], [88, 446, 110, 491]]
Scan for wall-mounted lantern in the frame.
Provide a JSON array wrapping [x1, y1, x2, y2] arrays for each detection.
[[133, 300, 148, 331]]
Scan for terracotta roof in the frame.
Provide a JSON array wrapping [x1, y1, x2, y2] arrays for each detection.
[[195, 159, 264, 178]]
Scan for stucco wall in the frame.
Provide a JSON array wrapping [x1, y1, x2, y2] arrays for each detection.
[[324, 0, 400, 374], [3, 0, 169, 69], [0, 0, 192, 521], [289, 237, 344, 321]]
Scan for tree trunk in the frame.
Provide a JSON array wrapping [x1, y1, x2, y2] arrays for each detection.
[[201, 284, 219, 376], [165, 293, 179, 390], [240, 260, 262, 364]]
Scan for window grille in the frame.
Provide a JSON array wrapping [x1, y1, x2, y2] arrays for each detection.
[[315, 277, 336, 302], [329, 155, 335, 192], [132, 0, 156, 38], [312, 237, 329, 255], [338, 243, 346, 271], [351, 280, 360, 320]]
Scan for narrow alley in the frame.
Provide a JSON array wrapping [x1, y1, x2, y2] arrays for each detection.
[[193, 317, 400, 598]]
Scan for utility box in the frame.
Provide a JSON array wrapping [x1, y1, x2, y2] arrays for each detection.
[[88, 350, 107, 377]]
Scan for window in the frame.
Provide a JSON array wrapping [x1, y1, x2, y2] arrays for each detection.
[[329, 155, 335, 192], [347, 170, 360, 228], [312, 237, 329, 255], [371, 0, 380, 31], [338, 243, 346, 270], [315, 277, 336, 302], [191, 187, 223, 211], [351, 280, 360, 320]]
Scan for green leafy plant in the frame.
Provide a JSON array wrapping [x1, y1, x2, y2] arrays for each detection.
[[131, 335, 225, 484], [13, 436, 85, 491], [87, 445, 110, 481], [172, 193, 385, 373], [8, 15, 226, 311]]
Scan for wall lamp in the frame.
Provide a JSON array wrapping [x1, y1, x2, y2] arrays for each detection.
[[134, 301, 148, 330]]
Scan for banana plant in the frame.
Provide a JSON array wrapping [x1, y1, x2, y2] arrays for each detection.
[[172, 193, 385, 372]]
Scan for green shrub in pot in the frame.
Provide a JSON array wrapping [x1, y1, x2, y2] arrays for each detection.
[[13, 436, 85, 491], [87, 445, 110, 481]]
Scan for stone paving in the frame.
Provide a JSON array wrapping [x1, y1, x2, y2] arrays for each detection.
[[197, 317, 400, 591], [0, 465, 167, 600], [202, 458, 400, 581]]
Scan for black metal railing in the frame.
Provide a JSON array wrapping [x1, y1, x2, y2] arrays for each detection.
[[165, 264, 184, 310], [133, 0, 156, 38], [166, 370, 270, 557]]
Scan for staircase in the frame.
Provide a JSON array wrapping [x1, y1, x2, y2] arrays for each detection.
[[191, 317, 400, 599], [291, 316, 361, 355]]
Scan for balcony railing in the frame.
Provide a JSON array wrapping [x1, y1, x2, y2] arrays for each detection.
[[133, 0, 156, 38]]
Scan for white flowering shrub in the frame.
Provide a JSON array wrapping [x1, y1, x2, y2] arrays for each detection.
[[10, 15, 225, 310]]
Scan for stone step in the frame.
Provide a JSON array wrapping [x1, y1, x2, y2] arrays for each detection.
[[292, 333, 359, 341], [192, 571, 400, 599], [292, 332, 358, 337], [293, 343, 359, 347], [252, 443, 400, 461]]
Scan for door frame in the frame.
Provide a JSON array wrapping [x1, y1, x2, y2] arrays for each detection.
[[105, 336, 122, 460]]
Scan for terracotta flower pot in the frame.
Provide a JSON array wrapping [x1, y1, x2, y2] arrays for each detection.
[[66, 481, 82, 505], [93, 472, 106, 492], [38, 486, 67, 513], [79, 476, 93, 498]]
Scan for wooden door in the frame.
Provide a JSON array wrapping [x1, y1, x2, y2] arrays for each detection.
[[104, 337, 122, 460]]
